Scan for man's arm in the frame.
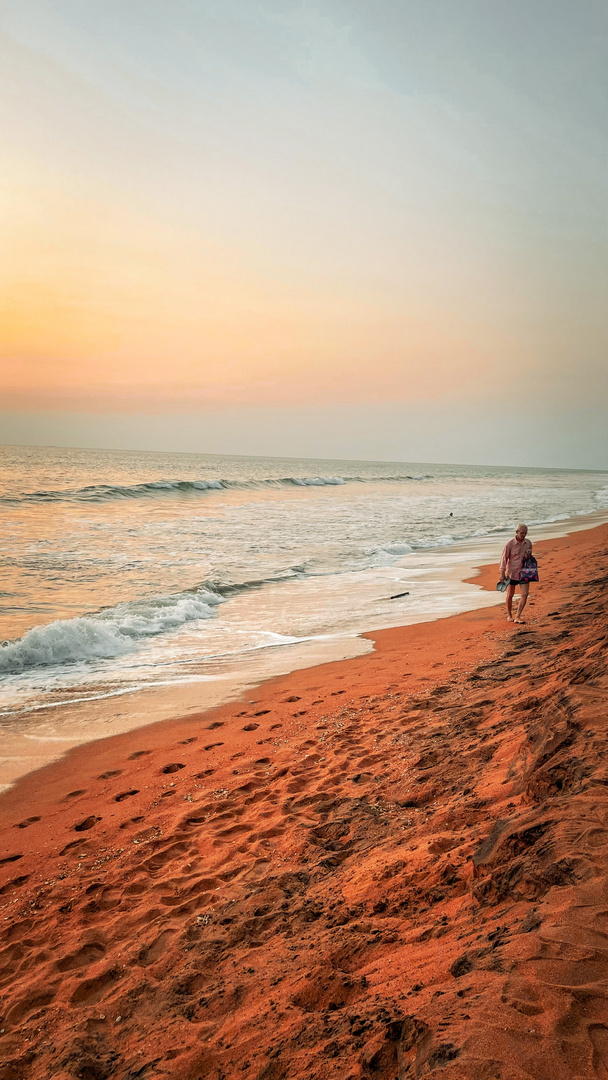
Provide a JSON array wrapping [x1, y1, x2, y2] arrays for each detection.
[[499, 541, 510, 580]]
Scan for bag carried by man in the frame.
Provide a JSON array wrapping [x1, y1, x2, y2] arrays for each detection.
[[519, 555, 539, 583]]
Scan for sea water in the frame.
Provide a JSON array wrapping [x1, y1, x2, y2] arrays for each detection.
[[1, 444, 607, 785]]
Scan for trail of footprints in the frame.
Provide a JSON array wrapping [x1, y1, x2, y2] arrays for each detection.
[[0, 674, 481, 945], [0, 685, 417, 1026]]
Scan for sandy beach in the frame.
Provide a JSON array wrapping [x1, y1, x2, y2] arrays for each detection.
[[1, 521, 608, 1080]]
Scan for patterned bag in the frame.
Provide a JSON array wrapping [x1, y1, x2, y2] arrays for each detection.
[[520, 555, 539, 583]]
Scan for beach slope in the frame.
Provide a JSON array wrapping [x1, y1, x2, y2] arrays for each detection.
[[1, 524, 608, 1080]]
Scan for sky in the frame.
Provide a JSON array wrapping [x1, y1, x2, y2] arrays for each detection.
[[1, 0, 607, 468]]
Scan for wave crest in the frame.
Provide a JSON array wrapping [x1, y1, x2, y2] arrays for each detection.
[[4, 474, 430, 504], [0, 589, 224, 674]]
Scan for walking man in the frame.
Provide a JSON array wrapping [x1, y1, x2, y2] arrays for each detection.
[[499, 524, 532, 624]]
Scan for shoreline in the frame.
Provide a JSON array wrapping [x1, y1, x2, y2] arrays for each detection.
[[2, 507, 608, 793], [1, 521, 608, 1079]]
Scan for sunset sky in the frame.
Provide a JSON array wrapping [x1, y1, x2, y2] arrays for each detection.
[[1, 0, 606, 467]]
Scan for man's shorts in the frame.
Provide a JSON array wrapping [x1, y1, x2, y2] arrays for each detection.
[[508, 577, 528, 587]]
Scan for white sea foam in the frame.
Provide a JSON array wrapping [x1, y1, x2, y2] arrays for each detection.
[[0, 589, 224, 674], [411, 534, 456, 549], [365, 541, 415, 568], [289, 476, 347, 487], [382, 542, 414, 555]]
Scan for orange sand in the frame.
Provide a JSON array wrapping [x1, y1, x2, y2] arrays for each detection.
[[1, 524, 608, 1080]]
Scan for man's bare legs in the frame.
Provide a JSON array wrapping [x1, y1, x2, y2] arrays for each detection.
[[514, 582, 529, 623], [506, 581, 529, 623], [505, 582, 516, 621]]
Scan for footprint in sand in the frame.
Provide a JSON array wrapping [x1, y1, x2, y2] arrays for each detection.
[[161, 763, 186, 774], [216, 823, 254, 838], [204, 742, 224, 750], [286, 778, 309, 794], [114, 789, 139, 802], [254, 710, 271, 716], [2, 918, 34, 942], [74, 816, 101, 832], [137, 929, 176, 967], [142, 840, 191, 874], [0, 853, 24, 865], [194, 769, 215, 779], [129, 750, 152, 760], [0, 875, 30, 896], [14, 816, 41, 829], [81, 884, 121, 912], [56, 942, 106, 972], [119, 815, 145, 829], [70, 970, 122, 1006], [284, 696, 300, 703], [6, 988, 57, 1025], [179, 737, 197, 744], [270, 723, 283, 731], [97, 770, 122, 780], [588, 1024, 608, 1077], [58, 839, 88, 856], [243, 724, 259, 732], [61, 789, 87, 802], [206, 721, 225, 730]]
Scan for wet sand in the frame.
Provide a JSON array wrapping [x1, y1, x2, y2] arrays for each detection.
[[1, 523, 608, 1080]]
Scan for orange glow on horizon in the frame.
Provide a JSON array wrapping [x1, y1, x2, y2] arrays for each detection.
[[1, 178, 501, 411]]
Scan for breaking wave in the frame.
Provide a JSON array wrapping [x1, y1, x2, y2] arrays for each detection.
[[0, 588, 225, 674], [0, 565, 314, 675], [3, 474, 431, 504]]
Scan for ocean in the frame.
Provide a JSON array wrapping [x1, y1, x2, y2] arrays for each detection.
[[1, 443, 608, 787]]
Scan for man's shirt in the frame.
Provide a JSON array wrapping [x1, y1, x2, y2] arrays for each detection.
[[500, 537, 532, 579]]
